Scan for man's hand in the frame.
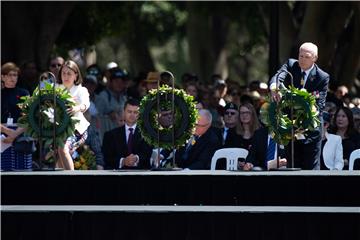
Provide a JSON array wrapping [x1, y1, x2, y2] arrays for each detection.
[[238, 161, 245, 169], [123, 154, 139, 167], [267, 158, 287, 170], [279, 158, 287, 167], [270, 90, 281, 102], [243, 162, 253, 171]]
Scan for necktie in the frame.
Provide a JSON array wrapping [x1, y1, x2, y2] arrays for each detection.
[[127, 127, 134, 154], [183, 135, 198, 161], [301, 71, 306, 88], [223, 128, 228, 145], [266, 136, 276, 163]]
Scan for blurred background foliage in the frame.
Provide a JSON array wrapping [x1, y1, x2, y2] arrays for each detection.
[[2, 1, 359, 94]]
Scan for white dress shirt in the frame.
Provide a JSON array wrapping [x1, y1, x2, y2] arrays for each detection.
[[57, 84, 90, 134], [322, 132, 344, 170]]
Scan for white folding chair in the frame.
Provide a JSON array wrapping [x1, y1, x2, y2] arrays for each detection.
[[211, 148, 249, 170], [349, 149, 360, 171]]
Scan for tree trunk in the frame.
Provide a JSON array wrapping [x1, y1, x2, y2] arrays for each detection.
[[336, 2, 360, 92], [278, 2, 298, 62], [298, 2, 352, 71], [1, 2, 74, 71], [1, 2, 37, 64], [212, 15, 230, 79], [36, 2, 75, 70], [124, 3, 155, 75], [186, 2, 214, 84]]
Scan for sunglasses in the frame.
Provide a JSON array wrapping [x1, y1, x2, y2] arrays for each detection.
[[51, 63, 62, 68], [225, 111, 237, 116], [88, 69, 100, 75]]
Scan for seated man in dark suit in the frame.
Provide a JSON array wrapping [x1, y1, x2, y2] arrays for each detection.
[[102, 98, 152, 169], [213, 102, 239, 147], [243, 127, 287, 170], [175, 109, 221, 170], [213, 102, 239, 169]]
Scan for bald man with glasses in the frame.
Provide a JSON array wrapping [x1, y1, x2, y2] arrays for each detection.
[[175, 109, 221, 170]]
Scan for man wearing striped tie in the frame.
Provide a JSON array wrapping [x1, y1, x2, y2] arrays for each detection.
[[243, 127, 287, 170], [269, 42, 329, 170]]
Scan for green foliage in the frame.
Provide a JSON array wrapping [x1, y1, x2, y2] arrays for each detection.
[[17, 82, 79, 163], [138, 85, 198, 150], [260, 86, 320, 146]]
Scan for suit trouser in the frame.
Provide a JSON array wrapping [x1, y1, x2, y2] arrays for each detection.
[[286, 129, 321, 170]]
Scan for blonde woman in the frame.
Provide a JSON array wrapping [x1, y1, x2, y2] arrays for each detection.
[[226, 103, 260, 150], [56, 60, 90, 170]]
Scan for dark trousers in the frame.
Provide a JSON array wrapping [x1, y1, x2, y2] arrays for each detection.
[[286, 130, 321, 170]]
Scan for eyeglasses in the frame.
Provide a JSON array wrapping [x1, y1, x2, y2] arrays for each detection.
[[240, 111, 251, 115], [196, 122, 210, 128], [51, 63, 62, 68], [88, 69, 100, 75], [225, 111, 237, 116]]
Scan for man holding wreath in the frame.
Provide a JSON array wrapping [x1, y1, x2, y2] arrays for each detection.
[[269, 42, 329, 170]]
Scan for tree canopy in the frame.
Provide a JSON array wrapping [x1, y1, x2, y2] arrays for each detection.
[[2, 1, 359, 94]]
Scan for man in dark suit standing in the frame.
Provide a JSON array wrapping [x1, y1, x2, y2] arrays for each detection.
[[102, 98, 152, 169], [269, 42, 329, 170], [243, 127, 287, 170], [175, 109, 221, 170]]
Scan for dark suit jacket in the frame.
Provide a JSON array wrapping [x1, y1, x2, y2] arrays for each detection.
[[270, 58, 329, 142], [212, 126, 236, 147], [175, 129, 221, 170], [269, 58, 329, 115], [269, 59, 329, 170], [246, 127, 286, 169], [102, 126, 152, 169]]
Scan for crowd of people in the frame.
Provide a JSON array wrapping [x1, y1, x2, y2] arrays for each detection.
[[1, 42, 360, 171]]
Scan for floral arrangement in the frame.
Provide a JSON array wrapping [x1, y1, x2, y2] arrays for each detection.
[[17, 82, 79, 162], [138, 85, 198, 150], [72, 144, 96, 170], [260, 86, 320, 146]]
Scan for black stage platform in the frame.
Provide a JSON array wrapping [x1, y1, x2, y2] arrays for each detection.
[[2, 170, 360, 240], [2, 170, 360, 206]]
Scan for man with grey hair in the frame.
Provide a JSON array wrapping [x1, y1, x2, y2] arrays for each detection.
[[269, 42, 329, 170], [175, 109, 221, 169]]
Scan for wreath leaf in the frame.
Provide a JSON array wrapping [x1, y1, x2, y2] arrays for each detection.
[[17, 82, 78, 163], [260, 86, 320, 146], [138, 85, 198, 150]]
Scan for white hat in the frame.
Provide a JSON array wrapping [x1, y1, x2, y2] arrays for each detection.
[[106, 62, 118, 70]]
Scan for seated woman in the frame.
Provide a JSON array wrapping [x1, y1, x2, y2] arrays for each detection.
[[226, 103, 260, 169], [329, 106, 360, 170], [320, 112, 344, 170], [226, 103, 260, 150]]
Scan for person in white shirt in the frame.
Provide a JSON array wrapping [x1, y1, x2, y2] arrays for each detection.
[[56, 60, 90, 170], [320, 111, 344, 170]]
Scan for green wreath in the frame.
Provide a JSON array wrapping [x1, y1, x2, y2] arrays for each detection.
[[260, 86, 320, 146], [138, 85, 198, 150], [17, 82, 79, 161]]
